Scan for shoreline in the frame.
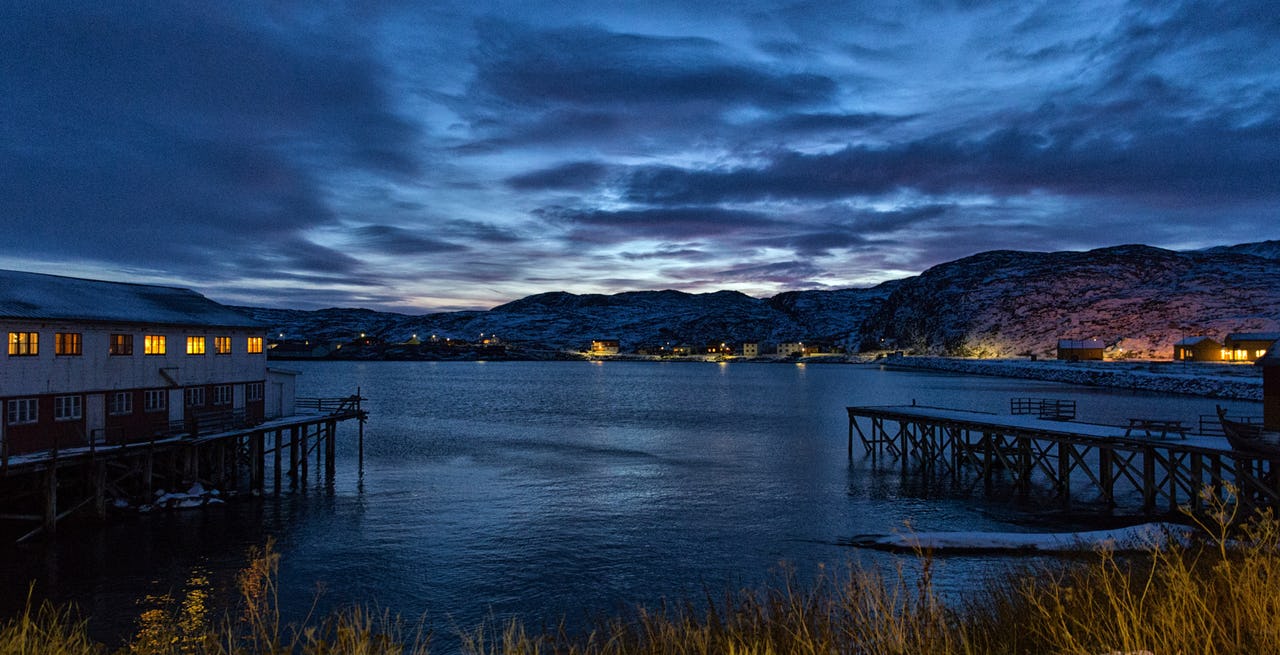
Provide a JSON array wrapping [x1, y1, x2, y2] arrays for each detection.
[[879, 355, 1263, 401]]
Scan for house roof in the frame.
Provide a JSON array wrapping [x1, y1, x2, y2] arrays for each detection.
[[1058, 338, 1105, 349], [1226, 332, 1280, 342], [1174, 336, 1221, 346], [0, 269, 260, 328], [1258, 342, 1280, 366]]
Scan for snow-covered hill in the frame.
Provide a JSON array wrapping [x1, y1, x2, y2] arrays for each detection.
[[239, 240, 1280, 357]]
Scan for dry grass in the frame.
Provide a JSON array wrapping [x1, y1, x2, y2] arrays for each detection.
[[5, 485, 1280, 654]]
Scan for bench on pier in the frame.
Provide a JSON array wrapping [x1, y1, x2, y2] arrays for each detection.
[[1124, 418, 1189, 440], [1010, 397, 1077, 421]]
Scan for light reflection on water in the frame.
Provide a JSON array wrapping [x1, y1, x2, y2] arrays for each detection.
[[0, 361, 1262, 648]]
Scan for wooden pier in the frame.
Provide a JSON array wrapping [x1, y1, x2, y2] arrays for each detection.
[[0, 395, 367, 542], [847, 403, 1278, 518]]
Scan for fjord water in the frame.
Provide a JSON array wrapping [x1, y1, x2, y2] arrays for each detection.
[[0, 361, 1261, 645]]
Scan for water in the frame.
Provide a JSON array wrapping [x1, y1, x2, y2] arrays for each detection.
[[0, 361, 1262, 647]]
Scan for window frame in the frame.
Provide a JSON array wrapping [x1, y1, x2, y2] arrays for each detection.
[[186, 336, 206, 356], [7, 331, 38, 356], [109, 391, 134, 416], [144, 390, 167, 413], [246, 382, 264, 402], [54, 395, 83, 421], [6, 398, 38, 425], [246, 336, 263, 354], [109, 333, 134, 356], [184, 387, 206, 407], [213, 384, 232, 406], [55, 332, 82, 356], [144, 334, 166, 356], [214, 336, 232, 355]]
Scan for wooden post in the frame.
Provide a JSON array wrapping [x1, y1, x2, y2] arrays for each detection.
[[1190, 453, 1203, 514], [983, 432, 994, 492], [1058, 441, 1072, 508], [289, 425, 300, 487], [44, 465, 58, 537], [300, 425, 309, 488], [1099, 446, 1114, 506], [94, 461, 107, 520], [357, 388, 365, 472], [847, 414, 854, 461], [1142, 446, 1156, 514], [325, 420, 336, 478], [273, 429, 282, 494]]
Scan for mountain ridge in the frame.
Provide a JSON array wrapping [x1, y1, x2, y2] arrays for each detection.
[[238, 240, 1280, 358]]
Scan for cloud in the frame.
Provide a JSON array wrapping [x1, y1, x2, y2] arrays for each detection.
[[506, 161, 611, 191], [351, 225, 469, 256]]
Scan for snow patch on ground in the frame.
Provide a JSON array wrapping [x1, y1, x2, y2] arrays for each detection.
[[848, 522, 1191, 553], [882, 356, 1262, 400]]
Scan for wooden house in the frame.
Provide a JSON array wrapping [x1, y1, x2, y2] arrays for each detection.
[[1173, 336, 1223, 362], [740, 343, 759, 358], [777, 342, 805, 357], [1224, 332, 1280, 362], [1056, 338, 1105, 361], [1, 269, 276, 455], [588, 339, 620, 356]]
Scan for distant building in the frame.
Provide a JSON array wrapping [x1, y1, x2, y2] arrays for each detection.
[[1224, 332, 1280, 362], [1, 269, 276, 455], [1174, 336, 1222, 362], [268, 341, 331, 359], [1056, 338, 1105, 361], [740, 343, 758, 358], [777, 342, 805, 357], [589, 339, 620, 356]]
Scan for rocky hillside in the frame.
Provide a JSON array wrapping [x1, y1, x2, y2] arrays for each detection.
[[859, 242, 1280, 358], [239, 240, 1280, 357]]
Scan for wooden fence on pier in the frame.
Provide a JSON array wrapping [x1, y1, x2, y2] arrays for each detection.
[[0, 394, 367, 543], [847, 404, 1278, 518]]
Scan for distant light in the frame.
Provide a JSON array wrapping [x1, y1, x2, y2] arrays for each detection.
[[360, 332, 366, 338]]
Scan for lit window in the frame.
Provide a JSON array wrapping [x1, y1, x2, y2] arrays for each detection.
[[54, 395, 82, 421], [6, 398, 38, 425], [187, 336, 206, 355], [214, 336, 232, 355], [246, 382, 264, 402], [109, 392, 133, 416], [144, 334, 166, 355], [213, 385, 232, 405], [144, 390, 167, 413], [110, 334, 134, 356], [184, 387, 205, 407], [7, 332, 38, 356], [55, 332, 82, 356], [247, 336, 263, 354]]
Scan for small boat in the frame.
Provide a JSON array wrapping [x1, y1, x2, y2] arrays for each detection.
[[1217, 406, 1280, 457]]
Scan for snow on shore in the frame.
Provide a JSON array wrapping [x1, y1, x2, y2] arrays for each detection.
[[848, 522, 1191, 553], [881, 355, 1262, 400]]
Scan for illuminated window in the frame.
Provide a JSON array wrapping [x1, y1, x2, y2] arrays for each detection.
[[55, 332, 82, 356], [246, 382, 264, 402], [110, 334, 134, 356], [6, 398, 38, 425], [54, 395, 82, 421], [144, 334, 166, 355], [7, 332, 38, 356], [109, 392, 133, 416], [144, 390, 167, 412], [214, 336, 232, 354], [213, 384, 232, 405], [247, 336, 263, 354], [186, 336, 206, 355], [1258, 349, 1268, 359], [184, 387, 205, 407]]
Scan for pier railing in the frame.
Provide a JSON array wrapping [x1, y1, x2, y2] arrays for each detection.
[[296, 394, 365, 415], [1010, 397, 1077, 420]]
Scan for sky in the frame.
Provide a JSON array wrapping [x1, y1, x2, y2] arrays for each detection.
[[3, 1, 1278, 312]]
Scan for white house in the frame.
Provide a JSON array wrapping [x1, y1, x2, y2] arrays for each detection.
[[1, 269, 278, 455]]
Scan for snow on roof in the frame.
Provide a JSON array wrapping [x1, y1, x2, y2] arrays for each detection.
[[1174, 336, 1220, 346], [1057, 338, 1105, 349], [0, 269, 260, 328]]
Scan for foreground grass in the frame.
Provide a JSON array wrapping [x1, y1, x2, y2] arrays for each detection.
[[5, 491, 1280, 654]]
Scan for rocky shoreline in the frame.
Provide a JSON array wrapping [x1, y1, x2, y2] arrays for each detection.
[[879, 355, 1263, 400]]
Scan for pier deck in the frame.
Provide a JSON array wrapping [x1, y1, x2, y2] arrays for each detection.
[[847, 404, 1276, 517], [0, 395, 367, 542]]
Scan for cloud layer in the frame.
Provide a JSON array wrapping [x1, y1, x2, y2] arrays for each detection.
[[3, 1, 1278, 310]]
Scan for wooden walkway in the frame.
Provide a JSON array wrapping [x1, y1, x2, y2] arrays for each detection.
[[0, 395, 367, 542], [847, 404, 1277, 517]]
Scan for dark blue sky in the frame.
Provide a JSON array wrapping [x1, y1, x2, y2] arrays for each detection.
[[3, 1, 1278, 311]]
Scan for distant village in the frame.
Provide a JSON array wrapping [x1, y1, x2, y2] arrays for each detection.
[[265, 331, 1280, 364]]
